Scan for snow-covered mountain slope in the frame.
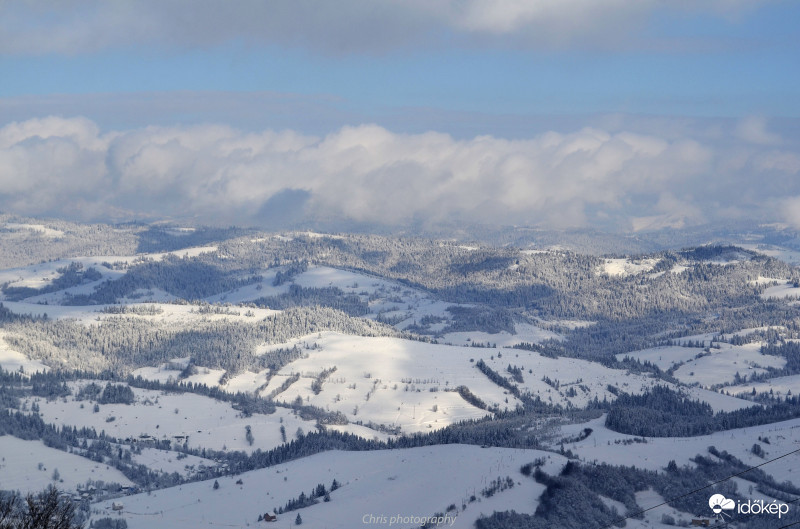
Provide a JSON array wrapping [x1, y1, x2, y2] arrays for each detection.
[[92, 445, 565, 529], [0, 436, 134, 494]]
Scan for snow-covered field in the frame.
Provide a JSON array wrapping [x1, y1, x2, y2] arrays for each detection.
[[442, 322, 562, 348], [671, 342, 785, 387], [740, 243, 800, 266], [725, 373, 800, 399], [599, 258, 660, 277], [761, 281, 800, 299], [617, 345, 706, 371], [23, 384, 321, 454], [260, 332, 751, 429], [559, 415, 800, 487], [2, 223, 65, 238], [618, 336, 787, 388], [261, 332, 507, 433], [92, 445, 565, 529], [0, 332, 49, 373], [0, 436, 133, 494], [130, 447, 215, 478]]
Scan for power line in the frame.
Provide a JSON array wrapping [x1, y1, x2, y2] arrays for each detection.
[[598, 446, 800, 529]]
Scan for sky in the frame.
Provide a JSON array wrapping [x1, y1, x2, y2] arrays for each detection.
[[1, 0, 799, 232]]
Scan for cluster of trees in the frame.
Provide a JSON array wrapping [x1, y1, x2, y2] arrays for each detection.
[[441, 306, 515, 335], [480, 476, 514, 498], [311, 367, 337, 395], [274, 481, 335, 514], [0, 486, 83, 529], [254, 285, 369, 317], [98, 384, 135, 405], [605, 386, 800, 437], [88, 518, 127, 529]]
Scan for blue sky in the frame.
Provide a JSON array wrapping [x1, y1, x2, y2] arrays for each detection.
[[2, 1, 799, 128], [1, 0, 799, 231]]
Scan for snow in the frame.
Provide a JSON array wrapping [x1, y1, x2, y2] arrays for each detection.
[[671, 332, 719, 346], [618, 329, 787, 376], [2, 223, 64, 238], [1, 301, 279, 328], [761, 281, 800, 299], [204, 271, 290, 303], [0, 301, 104, 323], [0, 247, 218, 303], [599, 258, 660, 277], [204, 264, 558, 341], [130, 447, 215, 478], [482, 346, 752, 412], [618, 345, 706, 371], [442, 322, 562, 348], [0, 333, 49, 373], [635, 489, 688, 528], [222, 369, 272, 394], [684, 387, 755, 413], [750, 276, 783, 286], [289, 265, 450, 329], [258, 332, 750, 428], [559, 415, 800, 487], [740, 243, 800, 266], [92, 445, 566, 529], [725, 374, 800, 399], [263, 332, 507, 433], [0, 436, 134, 494], [24, 384, 321, 454], [672, 342, 785, 387]]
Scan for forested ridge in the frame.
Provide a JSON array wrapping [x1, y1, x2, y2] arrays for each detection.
[[1, 305, 398, 374]]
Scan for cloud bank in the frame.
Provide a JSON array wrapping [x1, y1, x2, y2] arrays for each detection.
[[0, 0, 773, 55], [1, 116, 799, 231]]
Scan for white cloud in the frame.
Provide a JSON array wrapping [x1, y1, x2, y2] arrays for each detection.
[[0, 116, 797, 230], [0, 0, 773, 55], [735, 115, 782, 145], [780, 195, 800, 230]]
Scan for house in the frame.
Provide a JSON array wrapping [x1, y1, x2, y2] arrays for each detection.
[[263, 513, 277, 522], [112, 502, 124, 511]]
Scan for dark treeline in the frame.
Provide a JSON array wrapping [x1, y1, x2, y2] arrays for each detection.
[[64, 254, 261, 305], [254, 284, 369, 317], [605, 386, 800, 437], [135, 225, 250, 253]]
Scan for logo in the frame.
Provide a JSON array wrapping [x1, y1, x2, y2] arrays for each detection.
[[709, 494, 735, 518], [708, 494, 790, 519]]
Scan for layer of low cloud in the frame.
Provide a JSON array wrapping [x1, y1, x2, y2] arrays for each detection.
[[1, 115, 798, 231], [0, 0, 773, 55]]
